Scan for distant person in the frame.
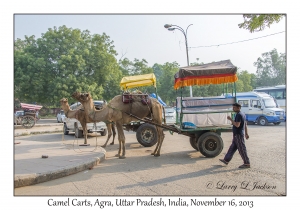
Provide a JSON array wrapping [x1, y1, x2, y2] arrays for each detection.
[[219, 102, 250, 169], [36, 111, 39, 120]]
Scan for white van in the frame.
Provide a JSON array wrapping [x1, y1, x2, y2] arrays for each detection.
[[63, 101, 107, 137], [232, 92, 286, 126]]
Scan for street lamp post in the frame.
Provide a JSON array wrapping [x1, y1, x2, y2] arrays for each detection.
[[164, 23, 193, 97]]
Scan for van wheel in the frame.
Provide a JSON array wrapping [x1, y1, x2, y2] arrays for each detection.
[[63, 124, 69, 135], [101, 129, 107, 136], [273, 122, 281, 125], [74, 124, 83, 138], [197, 132, 224, 158], [258, 117, 268, 126]]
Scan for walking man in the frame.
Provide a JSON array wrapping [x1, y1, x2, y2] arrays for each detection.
[[219, 102, 250, 168]]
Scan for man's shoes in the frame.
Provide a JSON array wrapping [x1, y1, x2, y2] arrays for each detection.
[[219, 159, 228, 165], [238, 164, 250, 169]]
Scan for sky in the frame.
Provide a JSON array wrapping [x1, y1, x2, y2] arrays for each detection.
[[14, 14, 286, 74]]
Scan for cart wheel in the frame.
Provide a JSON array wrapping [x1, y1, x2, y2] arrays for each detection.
[[189, 137, 199, 151], [21, 116, 35, 129], [17, 117, 22, 125], [74, 124, 83, 138], [197, 132, 224, 158], [136, 123, 158, 147]]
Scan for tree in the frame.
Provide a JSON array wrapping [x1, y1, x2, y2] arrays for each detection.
[[254, 48, 286, 87], [117, 58, 156, 94], [119, 58, 153, 76], [156, 62, 180, 105], [236, 70, 255, 92], [152, 63, 163, 80], [238, 14, 284, 33], [190, 58, 204, 66], [14, 25, 121, 106]]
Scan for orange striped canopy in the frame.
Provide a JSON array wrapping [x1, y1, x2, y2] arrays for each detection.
[[174, 60, 238, 89]]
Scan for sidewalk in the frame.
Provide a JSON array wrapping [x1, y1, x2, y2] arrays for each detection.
[[14, 124, 106, 188], [14, 123, 64, 136]]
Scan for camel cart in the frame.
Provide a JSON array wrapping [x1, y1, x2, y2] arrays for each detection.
[[122, 60, 238, 158], [17, 103, 43, 129], [120, 73, 161, 147]]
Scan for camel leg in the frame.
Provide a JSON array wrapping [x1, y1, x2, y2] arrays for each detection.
[[151, 105, 165, 157], [102, 123, 112, 148], [82, 122, 88, 145], [153, 126, 165, 157], [151, 125, 160, 156], [114, 122, 122, 157], [110, 123, 116, 145], [115, 121, 126, 159], [151, 138, 158, 156]]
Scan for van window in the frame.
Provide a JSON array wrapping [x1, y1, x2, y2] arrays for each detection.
[[238, 100, 249, 107], [268, 90, 286, 100], [70, 102, 81, 110], [251, 100, 261, 108], [263, 98, 277, 108]]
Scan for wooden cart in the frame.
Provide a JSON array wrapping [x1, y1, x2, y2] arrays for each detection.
[[123, 60, 239, 158], [17, 103, 43, 129]]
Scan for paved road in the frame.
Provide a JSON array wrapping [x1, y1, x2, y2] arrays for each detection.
[[14, 122, 286, 197]]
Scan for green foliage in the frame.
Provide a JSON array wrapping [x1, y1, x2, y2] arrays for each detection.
[[238, 14, 284, 33], [156, 62, 180, 105], [236, 70, 254, 92], [14, 25, 120, 106], [119, 58, 153, 76], [254, 48, 286, 87], [152, 63, 163, 80]]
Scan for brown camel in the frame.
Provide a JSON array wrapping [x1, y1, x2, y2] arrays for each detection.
[[72, 91, 165, 159], [59, 98, 116, 147]]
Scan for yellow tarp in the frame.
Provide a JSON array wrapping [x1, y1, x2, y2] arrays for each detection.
[[120, 73, 156, 89]]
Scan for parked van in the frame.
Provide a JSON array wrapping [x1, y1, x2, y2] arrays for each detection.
[[225, 92, 286, 126], [253, 85, 286, 111]]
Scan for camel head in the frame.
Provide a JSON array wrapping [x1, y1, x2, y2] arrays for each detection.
[[60, 98, 68, 105], [79, 92, 92, 102], [60, 98, 70, 109], [72, 91, 81, 100], [72, 91, 92, 103]]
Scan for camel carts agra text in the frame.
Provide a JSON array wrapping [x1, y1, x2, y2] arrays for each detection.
[[17, 103, 42, 129], [121, 60, 238, 158]]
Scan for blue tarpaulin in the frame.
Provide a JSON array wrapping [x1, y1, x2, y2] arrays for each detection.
[[149, 93, 167, 107]]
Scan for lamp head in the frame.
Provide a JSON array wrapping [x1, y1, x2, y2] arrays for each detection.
[[168, 28, 175, 31], [164, 24, 172, 28]]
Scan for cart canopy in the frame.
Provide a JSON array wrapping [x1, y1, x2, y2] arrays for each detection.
[[20, 103, 43, 111], [174, 60, 238, 89], [120, 73, 156, 90]]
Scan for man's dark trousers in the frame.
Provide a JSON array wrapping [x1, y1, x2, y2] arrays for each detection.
[[224, 134, 250, 164]]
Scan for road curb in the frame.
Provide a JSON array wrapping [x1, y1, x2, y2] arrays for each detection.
[[14, 129, 64, 137], [14, 123, 63, 129], [14, 154, 106, 188]]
